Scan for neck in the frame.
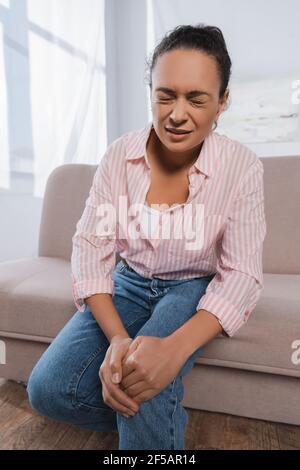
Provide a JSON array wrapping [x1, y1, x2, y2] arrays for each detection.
[[152, 130, 203, 173]]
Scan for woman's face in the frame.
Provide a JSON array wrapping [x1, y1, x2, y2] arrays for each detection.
[[150, 49, 229, 161]]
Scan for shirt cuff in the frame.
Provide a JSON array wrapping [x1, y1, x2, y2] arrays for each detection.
[[71, 278, 114, 313], [196, 292, 246, 338]]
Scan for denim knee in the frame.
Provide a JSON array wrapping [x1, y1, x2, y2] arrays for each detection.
[[27, 368, 48, 415], [26, 366, 64, 418]]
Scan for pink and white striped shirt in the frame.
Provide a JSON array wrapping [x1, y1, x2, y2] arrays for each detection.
[[71, 121, 267, 337]]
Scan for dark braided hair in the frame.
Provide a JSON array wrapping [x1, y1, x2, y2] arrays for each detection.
[[145, 24, 232, 128]]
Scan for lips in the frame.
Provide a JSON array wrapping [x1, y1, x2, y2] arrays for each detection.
[[165, 127, 192, 135]]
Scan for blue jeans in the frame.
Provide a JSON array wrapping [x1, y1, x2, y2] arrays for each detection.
[[26, 259, 215, 450]]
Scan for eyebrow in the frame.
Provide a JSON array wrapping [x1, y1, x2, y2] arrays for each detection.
[[155, 87, 212, 98]]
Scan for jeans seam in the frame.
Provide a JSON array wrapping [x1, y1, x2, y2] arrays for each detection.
[[170, 378, 178, 450], [69, 345, 104, 411]]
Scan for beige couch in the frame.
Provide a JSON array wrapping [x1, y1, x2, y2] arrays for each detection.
[[1, 157, 300, 425]]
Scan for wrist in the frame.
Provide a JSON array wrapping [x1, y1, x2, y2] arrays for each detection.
[[164, 309, 223, 360], [110, 332, 131, 344], [163, 334, 190, 362]]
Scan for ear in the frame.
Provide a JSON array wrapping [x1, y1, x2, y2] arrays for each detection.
[[216, 88, 230, 119]]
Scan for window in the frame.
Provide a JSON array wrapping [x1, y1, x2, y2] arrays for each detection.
[[0, 0, 107, 197]]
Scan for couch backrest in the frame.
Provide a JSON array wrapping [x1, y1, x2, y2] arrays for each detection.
[[262, 156, 300, 274], [38, 164, 95, 260], [38, 163, 123, 264], [38, 157, 300, 274]]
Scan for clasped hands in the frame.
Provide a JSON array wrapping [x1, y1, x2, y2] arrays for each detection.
[[117, 335, 185, 405], [100, 334, 187, 418]]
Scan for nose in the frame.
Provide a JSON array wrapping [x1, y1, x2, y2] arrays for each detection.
[[170, 98, 188, 122]]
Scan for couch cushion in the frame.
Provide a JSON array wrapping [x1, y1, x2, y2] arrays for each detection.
[[0, 259, 299, 379], [0, 257, 75, 339], [196, 273, 300, 378]]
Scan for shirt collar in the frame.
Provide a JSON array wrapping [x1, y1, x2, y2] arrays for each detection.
[[125, 120, 220, 177]]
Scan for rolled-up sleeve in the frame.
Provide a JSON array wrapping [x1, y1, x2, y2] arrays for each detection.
[[197, 158, 267, 337], [71, 144, 117, 312]]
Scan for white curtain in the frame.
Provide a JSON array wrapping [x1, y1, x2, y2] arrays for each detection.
[[0, 0, 106, 197]]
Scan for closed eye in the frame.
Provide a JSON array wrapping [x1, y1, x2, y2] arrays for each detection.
[[190, 101, 205, 107], [157, 97, 205, 107]]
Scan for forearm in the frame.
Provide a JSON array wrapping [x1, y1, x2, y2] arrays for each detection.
[[85, 293, 130, 343], [167, 309, 224, 361]]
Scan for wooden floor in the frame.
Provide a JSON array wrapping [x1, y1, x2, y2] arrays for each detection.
[[1, 378, 300, 450]]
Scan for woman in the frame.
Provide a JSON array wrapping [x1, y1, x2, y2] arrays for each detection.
[[27, 24, 266, 450]]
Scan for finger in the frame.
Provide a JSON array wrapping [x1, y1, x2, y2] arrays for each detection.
[[108, 379, 140, 412], [120, 369, 141, 390], [110, 339, 137, 385], [122, 338, 140, 365], [104, 386, 137, 417], [102, 379, 137, 416], [123, 379, 146, 398], [130, 387, 156, 404], [121, 343, 135, 364], [100, 367, 139, 412], [121, 352, 137, 378], [110, 345, 129, 385]]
